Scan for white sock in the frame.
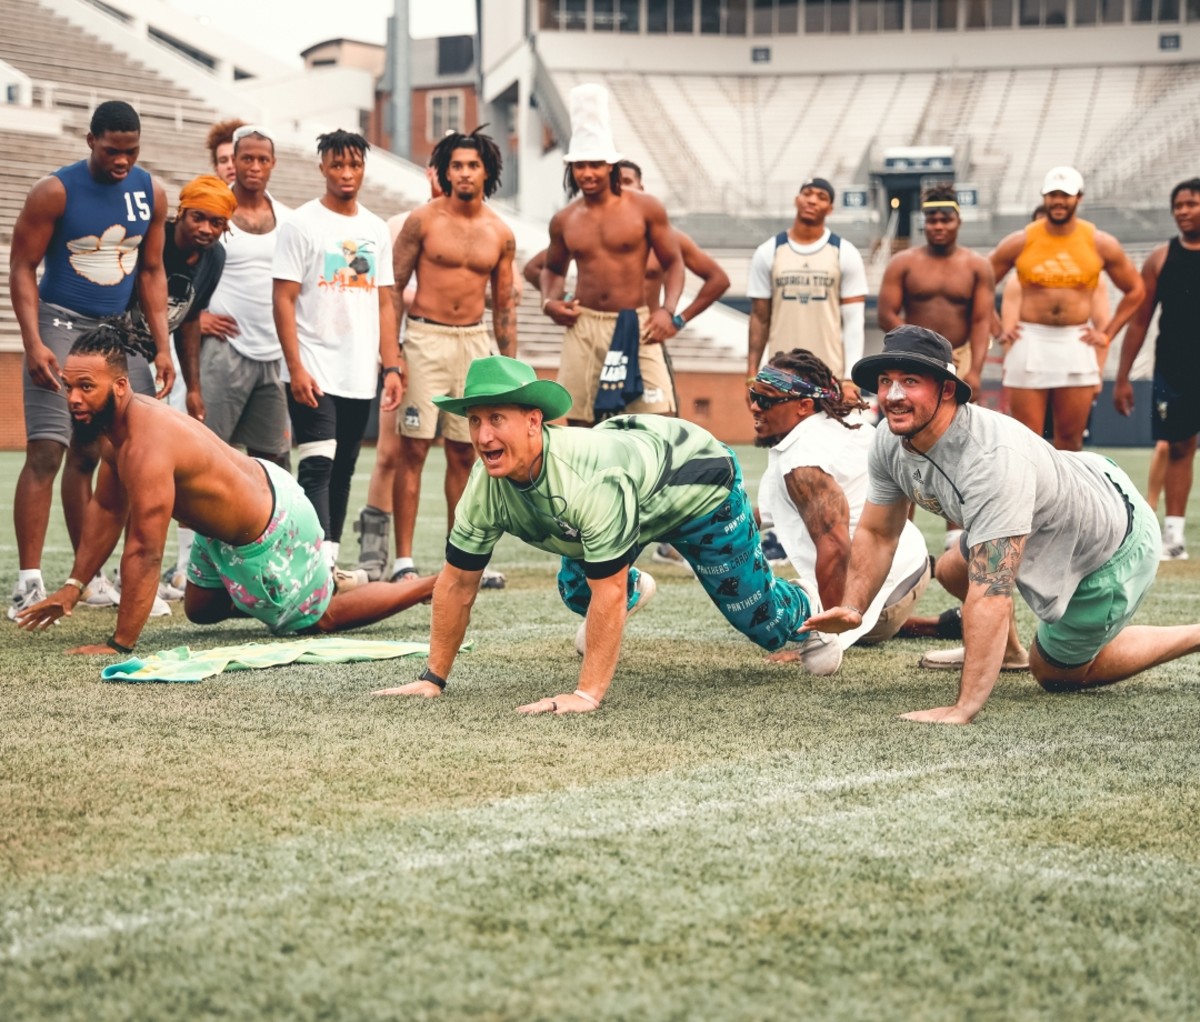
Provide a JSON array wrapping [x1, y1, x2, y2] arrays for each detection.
[[324, 541, 339, 569], [1165, 516, 1186, 542], [177, 527, 194, 570], [18, 569, 43, 586], [392, 556, 414, 574]]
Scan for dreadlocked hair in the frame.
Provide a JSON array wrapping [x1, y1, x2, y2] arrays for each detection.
[[317, 129, 370, 159], [69, 319, 155, 371], [431, 125, 503, 198], [563, 163, 622, 199], [769, 348, 866, 428], [922, 182, 958, 205]]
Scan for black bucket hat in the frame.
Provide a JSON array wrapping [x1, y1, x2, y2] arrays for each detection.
[[851, 325, 972, 404]]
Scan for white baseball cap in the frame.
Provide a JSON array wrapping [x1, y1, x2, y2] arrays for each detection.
[[1042, 166, 1083, 196]]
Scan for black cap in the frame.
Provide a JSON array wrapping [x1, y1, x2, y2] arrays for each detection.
[[851, 325, 972, 404], [800, 177, 835, 202]]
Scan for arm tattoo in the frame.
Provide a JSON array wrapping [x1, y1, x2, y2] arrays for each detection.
[[968, 536, 1025, 598], [788, 468, 847, 539]]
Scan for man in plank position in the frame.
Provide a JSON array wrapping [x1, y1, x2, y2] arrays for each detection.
[[16, 325, 435, 653]]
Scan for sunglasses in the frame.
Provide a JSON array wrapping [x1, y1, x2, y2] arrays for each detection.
[[747, 389, 800, 410]]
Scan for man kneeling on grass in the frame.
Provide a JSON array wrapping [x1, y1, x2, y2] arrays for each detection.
[[806, 325, 1200, 725], [373, 355, 841, 715], [16, 325, 436, 654]]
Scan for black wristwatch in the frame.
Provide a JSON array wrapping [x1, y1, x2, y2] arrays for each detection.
[[419, 666, 446, 690], [671, 313, 686, 330], [382, 365, 403, 380]]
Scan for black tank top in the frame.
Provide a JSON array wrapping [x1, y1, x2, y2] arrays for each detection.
[[1155, 237, 1200, 379]]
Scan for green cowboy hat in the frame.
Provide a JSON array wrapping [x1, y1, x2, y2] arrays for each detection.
[[432, 356, 574, 419]]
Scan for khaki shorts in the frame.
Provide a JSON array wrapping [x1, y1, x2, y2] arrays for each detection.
[[950, 340, 974, 379], [399, 318, 492, 443], [558, 306, 677, 424], [860, 555, 933, 645]]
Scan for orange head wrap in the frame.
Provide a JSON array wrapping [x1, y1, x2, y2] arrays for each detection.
[[178, 174, 238, 220]]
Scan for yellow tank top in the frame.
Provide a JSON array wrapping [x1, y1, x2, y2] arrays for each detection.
[[1015, 218, 1103, 290]]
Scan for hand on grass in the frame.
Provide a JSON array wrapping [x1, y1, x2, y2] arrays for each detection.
[[371, 680, 442, 698], [899, 705, 974, 725], [516, 692, 598, 715], [67, 644, 124, 656]]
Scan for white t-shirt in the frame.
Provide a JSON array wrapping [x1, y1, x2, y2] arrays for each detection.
[[207, 194, 291, 362], [272, 199, 395, 399], [746, 228, 868, 301], [759, 411, 929, 649]]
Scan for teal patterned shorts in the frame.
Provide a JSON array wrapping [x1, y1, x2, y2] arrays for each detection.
[[188, 460, 333, 634]]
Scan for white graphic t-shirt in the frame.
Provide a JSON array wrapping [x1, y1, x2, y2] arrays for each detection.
[[272, 199, 394, 399]]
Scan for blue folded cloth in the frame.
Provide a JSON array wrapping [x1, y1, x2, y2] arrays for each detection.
[[592, 308, 644, 420]]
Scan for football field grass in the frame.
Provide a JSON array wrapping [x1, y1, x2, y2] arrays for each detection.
[[1, 445, 1198, 1021]]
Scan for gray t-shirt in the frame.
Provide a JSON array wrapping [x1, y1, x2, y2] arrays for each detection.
[[867, 403, 1128, 623]]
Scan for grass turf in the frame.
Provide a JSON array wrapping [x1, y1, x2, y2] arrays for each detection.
[[1, 446, 1198, 1021]]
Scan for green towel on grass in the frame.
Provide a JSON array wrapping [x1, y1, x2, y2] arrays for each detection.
[[101, 636, 446, 683]]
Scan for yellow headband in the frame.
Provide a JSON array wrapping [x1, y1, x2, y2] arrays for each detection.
[[921, 199, 960, 212]]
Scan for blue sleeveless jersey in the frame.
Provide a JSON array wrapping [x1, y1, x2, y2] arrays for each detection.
[[39, 160, 155, 316]]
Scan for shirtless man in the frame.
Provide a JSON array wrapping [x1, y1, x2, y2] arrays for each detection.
[[523, 159, 729, 337], [389, 128, 516, 581], [989, 166, 1143, 451], [877, 184, 993, 400], [15, 325, 436, 654], [539, 84, 683, 427]]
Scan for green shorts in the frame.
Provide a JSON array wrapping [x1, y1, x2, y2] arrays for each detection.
[[1035, 466, 1159, 669], [187, 460, 333, 634]]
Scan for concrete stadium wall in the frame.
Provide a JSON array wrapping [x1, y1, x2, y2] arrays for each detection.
[[535, 24, 1195, 75]]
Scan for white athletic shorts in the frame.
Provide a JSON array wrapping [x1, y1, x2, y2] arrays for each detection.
[[1002, 321, 1101, 390]]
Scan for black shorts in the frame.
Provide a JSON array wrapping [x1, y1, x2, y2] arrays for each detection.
[[1151, 374, 1200, 444]]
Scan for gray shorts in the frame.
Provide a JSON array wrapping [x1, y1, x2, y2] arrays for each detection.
[[199, 337, 290, 456], [24, 302, 154, 446]]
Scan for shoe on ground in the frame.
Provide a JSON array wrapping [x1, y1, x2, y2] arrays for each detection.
[[389, 565, 419, 583], [158, 573, 186, 601], [1161, 540, 1189, 561], [790, 576, 842, 676], [480, 568, 507, 590], [148, 593, 172, 618], [576, 569, 657, 655], [334, 567, 369, 593], [935, 606, 963, 639], [761, 529, 788, 566], [354, 506, 391, 582], [8, 578, 48, 622], [83, 572, 121, 608], [919, 646, 1030, 672], [651, 542, 695, 576]]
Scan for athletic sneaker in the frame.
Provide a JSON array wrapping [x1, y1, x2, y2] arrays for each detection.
[[333, 567, 369, 593], [354, 506, 391, 582], [791, 577, 842, 676], [480, 568, 507, 590], [575, 569, 657, 655], [83, 572, 121, 608], [160, 563, 187, 599], [651, 542, 696, 576], [760, 529, 788, 566], [7, 578, 47, 622], [1161, 539, 1189, 561], [389, 565, 419, 583], [111, 569, 173, 617], [919, 646, 1030, 672]]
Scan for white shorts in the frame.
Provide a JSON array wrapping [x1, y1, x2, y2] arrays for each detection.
[[1002, 321, 1101, 390]]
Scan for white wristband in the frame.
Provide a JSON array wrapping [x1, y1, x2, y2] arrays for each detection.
[[573, 689, 601, 709]]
